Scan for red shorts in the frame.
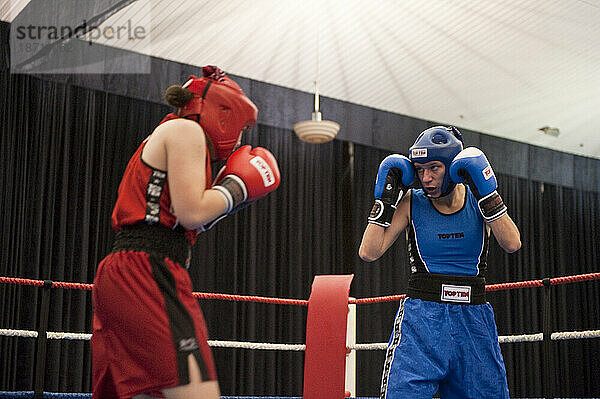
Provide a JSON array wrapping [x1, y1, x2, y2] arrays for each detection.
[[91, 250, 217, 398]]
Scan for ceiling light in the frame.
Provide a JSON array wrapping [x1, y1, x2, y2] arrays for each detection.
[[293, 23, 340, 144], [538, 126, 560, 137], [293, 95, 340, 144]]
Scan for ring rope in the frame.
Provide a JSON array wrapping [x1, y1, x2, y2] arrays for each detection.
[[193, 292, 308, 306], [2, 273, 598, 399], [0, 393, 93, 398], [0, 277, 308, 306], [1, 273, 599, 350], [350, 294, 406, 304], [2, 328, 599, 349], [0, 393, 319, 399], [3, 272, 599, 306], [0, 329, 306, 351], [0, 393, 314, 399]]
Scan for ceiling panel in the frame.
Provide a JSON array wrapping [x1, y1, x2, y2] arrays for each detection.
[[3, 0, 600, 158]]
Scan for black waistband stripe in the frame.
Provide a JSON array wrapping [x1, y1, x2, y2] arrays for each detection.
[[112, 223, 190, 266]]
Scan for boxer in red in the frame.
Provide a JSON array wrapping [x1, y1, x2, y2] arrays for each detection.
[[91, 66, 280, 399]]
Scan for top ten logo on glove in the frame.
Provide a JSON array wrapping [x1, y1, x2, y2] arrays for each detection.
[[249, 156, 276, 187]]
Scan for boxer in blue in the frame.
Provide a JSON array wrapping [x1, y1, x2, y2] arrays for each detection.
[[359, 126, 521, 398]]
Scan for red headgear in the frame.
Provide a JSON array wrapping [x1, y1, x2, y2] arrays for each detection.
[[179, 66, 258, 161]]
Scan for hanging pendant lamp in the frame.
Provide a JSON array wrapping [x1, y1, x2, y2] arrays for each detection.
[[293, 83, 340, 143], [293, 24, 340, 143]]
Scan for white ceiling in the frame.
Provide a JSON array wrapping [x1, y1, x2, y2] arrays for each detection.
[[3, 0, 600, 159]]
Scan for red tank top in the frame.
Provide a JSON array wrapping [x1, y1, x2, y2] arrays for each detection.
[[111, 127, 212, 245]]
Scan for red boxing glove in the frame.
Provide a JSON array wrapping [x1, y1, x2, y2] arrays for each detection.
[[212, 145, 281, 213]]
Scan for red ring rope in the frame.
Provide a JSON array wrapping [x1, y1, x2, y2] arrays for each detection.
[[1, 272, 599, 305]]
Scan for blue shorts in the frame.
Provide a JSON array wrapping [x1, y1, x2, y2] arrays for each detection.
[[380, 297, 509, 399]]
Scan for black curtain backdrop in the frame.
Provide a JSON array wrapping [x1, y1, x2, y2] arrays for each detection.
[[2, 38, 600, 399]]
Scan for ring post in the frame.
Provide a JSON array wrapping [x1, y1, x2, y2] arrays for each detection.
[[34, 280, 53, 399], [542, 277, 553, 399], [345, 298, 356, 397], [303, 274, 354, 399]]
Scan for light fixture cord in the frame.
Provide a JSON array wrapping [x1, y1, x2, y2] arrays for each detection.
[[314, 22, 320, 114]]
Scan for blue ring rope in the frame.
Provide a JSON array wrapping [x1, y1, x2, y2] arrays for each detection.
[[0, 393, 379, 399]]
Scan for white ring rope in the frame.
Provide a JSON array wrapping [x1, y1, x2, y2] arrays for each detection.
[[0, 329, 305, 351], [209, 340, 306, 351], [2, 328, 599, 350]]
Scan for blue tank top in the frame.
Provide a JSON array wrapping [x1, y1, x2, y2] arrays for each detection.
[[407, 187, 489, 277]]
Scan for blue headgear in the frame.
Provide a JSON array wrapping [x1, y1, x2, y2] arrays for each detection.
[[409, 126, 464, 197]]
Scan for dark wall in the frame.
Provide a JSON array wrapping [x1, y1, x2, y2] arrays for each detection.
[[1, 20, 599, 397], [26, 67, 600, 193]]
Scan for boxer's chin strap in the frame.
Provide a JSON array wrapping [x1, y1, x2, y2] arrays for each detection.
[[437, 181, 457, 198]]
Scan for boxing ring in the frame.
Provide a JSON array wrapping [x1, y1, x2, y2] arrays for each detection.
[[1, 272, 600, 399]]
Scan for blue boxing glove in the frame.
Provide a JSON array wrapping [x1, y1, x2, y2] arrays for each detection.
[[368, 154, 415, 227], [449, 147, 507, 222]]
